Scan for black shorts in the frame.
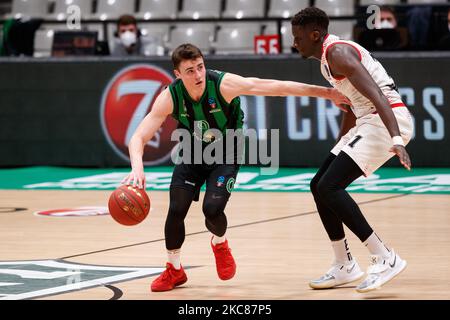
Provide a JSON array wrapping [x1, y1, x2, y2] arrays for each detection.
[[170, 163, 240, 201]]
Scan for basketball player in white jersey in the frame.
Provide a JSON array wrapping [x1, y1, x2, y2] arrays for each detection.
[[291, 7, 414, 292]]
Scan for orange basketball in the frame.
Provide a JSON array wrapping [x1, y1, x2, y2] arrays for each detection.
[[108, 185, 150, 226]]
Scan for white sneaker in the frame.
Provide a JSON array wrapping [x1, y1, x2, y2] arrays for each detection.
[[309, 260, 365, 289], [356, 249, 407, 293]]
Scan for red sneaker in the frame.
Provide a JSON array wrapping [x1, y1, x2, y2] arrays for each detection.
[[211, 238, 236, 280], [151, 263, 187, 292]]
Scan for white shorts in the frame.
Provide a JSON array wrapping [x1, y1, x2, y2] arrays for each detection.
[[331, 107, 414, 177]]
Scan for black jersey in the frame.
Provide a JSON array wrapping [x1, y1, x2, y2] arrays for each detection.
[[168, 69, 245, 164], [168, 69, 244, 142]]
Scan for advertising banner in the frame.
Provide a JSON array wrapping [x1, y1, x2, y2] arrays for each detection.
[[0, 55, 448, 167]]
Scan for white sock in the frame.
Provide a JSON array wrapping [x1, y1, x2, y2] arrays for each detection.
[[331, 238, 353, 264], [212, 234, 226, 245], [167, 249, 181, 270], [364, 232, 391, 258]]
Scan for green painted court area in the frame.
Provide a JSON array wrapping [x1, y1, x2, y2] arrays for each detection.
[[0, 166, 449, 194]]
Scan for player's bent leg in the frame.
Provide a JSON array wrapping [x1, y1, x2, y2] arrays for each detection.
[[310, 153, 337, 196], [309, 259, 364, 289], [316, 152, 374, 242], [356, 249, 407, 293], [309, 153, 365, 289], [310, 153, 346, 241], [165, 187, 195, 250], [151, 187, 194, 292], [203, 192, 236, 281], [203, 194, 228, 237]]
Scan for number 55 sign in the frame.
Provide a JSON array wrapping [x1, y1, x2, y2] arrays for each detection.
[[254, 35, 280, 54]]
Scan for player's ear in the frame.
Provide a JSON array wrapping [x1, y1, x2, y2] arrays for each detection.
[[174, 69, 181, 78], [311, 30, 321, 42]]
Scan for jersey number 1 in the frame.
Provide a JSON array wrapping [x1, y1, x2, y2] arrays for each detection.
[[349, 135, 362, 148]]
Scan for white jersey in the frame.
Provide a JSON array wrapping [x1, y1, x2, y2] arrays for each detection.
[[320, 34, 405, 118]]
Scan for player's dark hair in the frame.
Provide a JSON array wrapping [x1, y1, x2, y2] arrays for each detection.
[[171, 44, 204, 70], [291, 7, 329, 35]]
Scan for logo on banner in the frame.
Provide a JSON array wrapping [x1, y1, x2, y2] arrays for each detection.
[[34, 206, 109, 217], [100, 64, 178, 165]]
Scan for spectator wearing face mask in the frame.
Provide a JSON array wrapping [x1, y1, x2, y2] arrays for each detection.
[[356, 6, 408, 51], [111, 14, 164, 57], [375, 6, 398, 29]]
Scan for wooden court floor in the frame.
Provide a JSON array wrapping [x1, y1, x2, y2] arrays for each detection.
[[1, 190, 449, 300]]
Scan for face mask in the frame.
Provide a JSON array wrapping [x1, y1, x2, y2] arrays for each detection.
[[379, 20, 395, 29], [120, 31, 137, 48]]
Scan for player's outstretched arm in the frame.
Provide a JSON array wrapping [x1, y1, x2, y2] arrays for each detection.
[[327, 44, 411, 170], [219, 73, 350, 111], [122, 88, 173, 189]]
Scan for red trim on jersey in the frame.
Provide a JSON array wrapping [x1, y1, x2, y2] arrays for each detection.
[[372, 103, 407, 114], [321, 34, 330, 56], [325, 41, 363, 80], [390, 103, 406, 108]]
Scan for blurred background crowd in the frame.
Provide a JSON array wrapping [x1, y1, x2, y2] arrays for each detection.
[[0, 0, 449, 58]]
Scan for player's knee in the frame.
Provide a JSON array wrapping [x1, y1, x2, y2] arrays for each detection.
[[317, 177, 342, 200], [202, 199, 224, 221], [316, 178, 332, 199], [310, 174, 321, 196]]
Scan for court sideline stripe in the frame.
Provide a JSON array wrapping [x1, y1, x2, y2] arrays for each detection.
[[60, 193, 410, 260]]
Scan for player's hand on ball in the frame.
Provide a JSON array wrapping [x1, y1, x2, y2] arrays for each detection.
[[121, 168, 146, 189], [390, 145, 411, 171]]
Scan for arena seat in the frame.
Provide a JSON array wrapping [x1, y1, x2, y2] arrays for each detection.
[[222, 0, 265, 19], [139, 22, 172, 44], [215, 22, 262, 54], [11, 0, 48, 18], [315, 0, 355, 16], [137, 0, 179, 20], [168, 24, 214, 53], [94, 0, 135, 20], [268, 0, 309, 18], [329, 20, 356, 40], [264, 21, 294, 53], [34, 29, 54, 57], [178, 0, 221, 19]]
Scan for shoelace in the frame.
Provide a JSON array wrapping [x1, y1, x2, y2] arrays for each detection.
[[160, 268, 173, 281], [367, 255, 387, 274]]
